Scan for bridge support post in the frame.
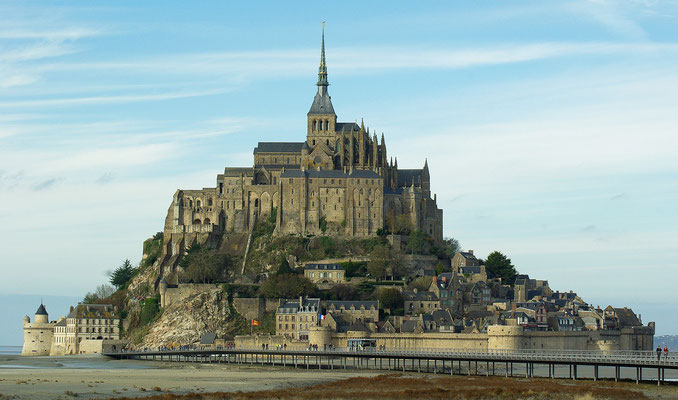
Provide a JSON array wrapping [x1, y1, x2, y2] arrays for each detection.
[[434, 359, 437, 374], [594, 365, 598, 381], [636, 367, 639, 384], [468, 360, 471, 375], [573, 364, 577, 380], [615, 365, 619, 382], [419, 359, 421, 373], [657, 368, 661, 386], [525, 363, 529, 378], [486, 361, 489, 376]]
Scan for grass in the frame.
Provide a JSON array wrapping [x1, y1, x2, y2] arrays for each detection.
[[101, 373, 668, 400]]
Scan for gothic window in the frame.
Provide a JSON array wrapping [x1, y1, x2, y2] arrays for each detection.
[[208, 198, 213, 206], [325, 120, 329, 130], [189, 199, 193, 207], [196, 200, 201, 208], [219, 183, 223, 194], [273, 177, 277, 184], [326, 139, 329, 145], [313, 140, 316, 145], [313, 120, 317, 130]]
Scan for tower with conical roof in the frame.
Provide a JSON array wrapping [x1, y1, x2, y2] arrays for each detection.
[[21, 302, 55, 356], [307, 22, 337, 149]]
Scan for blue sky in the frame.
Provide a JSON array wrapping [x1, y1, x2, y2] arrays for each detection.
[[1, 1, 677, 343]]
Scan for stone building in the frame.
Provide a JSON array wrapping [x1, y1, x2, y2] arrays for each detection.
[[403, 289, 440, 315], [275, 297, 321, 340], [21, 304, 55, 356], [159, 27, 443, 281], [304, 263, 345, 286], [22, 303, 121, 356]]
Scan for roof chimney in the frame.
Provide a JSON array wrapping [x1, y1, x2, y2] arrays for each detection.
[[468, 250, 473, 255]]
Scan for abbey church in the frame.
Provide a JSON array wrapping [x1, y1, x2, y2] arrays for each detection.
[[163, 28, 443, 261]]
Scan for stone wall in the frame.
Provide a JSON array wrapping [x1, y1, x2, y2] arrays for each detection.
[[232, 297, 278, 321], [21, 322, 54, 356], [161, 283, 221, 308], [238, 324, 654, 352]]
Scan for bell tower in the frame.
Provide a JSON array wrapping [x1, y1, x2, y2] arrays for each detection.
[[307, 22, 336, 149]]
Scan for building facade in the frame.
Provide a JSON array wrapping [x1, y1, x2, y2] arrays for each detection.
[[159, 27, 443, 281]]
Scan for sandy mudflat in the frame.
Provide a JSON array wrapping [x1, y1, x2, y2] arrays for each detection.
[[0, 355, 378, 400]]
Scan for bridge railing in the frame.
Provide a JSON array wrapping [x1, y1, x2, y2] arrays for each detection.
[[106, 347, 678, 365]]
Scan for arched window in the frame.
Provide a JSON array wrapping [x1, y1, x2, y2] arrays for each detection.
[[313, 120, 317, 130], [325, 120, 329, 130], [208, 198, 213, 206], [196, 200, 201, 208], [254, 198, 259, 208], [193, 219, 201, 224], [326, 139, 329, 145], [204, 218, 211, 224]]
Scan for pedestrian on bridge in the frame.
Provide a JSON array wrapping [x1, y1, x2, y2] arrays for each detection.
[[664, 345, 669, 359], [657, 345, 662, 361]]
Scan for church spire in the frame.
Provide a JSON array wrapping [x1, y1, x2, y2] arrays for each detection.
[[317, 22, 329, 95]]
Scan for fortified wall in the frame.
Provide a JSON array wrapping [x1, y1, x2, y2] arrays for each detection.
[[236, 324, 654, 352]]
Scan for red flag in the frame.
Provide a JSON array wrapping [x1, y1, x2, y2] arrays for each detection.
[[251, 319, 259, 326]]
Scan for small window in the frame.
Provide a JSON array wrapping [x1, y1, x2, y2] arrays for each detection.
[[289, 178, 293, 184]]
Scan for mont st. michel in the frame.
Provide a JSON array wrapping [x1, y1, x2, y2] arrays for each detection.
[[20, 27, 656, 361]]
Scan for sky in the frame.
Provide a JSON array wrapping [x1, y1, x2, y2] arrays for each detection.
[[1, 1, 677, 344]]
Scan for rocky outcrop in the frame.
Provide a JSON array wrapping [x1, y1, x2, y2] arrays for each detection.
[[136, 286, 242, 348]]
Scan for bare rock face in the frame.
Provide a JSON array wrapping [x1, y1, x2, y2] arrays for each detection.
[[126, 260, 160, 299], [137, 286, 238, 348]]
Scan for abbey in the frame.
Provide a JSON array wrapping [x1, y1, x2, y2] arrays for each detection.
[[164, 28, 443, 259]]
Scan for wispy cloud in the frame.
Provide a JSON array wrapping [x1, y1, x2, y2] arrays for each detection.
[[0, 88, 230, 109]]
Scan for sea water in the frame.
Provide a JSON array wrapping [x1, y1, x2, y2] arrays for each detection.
[[0, 346, 22, 355]]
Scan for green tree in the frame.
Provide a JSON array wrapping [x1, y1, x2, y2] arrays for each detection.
[[368, 245, 390, 280], [484, 251, 518, 285], [275, 256, 293, 276], [329, 284, 358, 301], [407, 276, 432, 292], [109, 259, 135, 289], [378, 288, 404, 310], [407, 230, 427, 254], [435, 261, 445, 275], [259, 274, 317, 299], [180, 244, 233, 283], [432, 237, 461, 259]]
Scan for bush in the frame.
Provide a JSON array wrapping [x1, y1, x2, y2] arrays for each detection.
[[319, 216, 328, 233], [341, 260, 367, 278], [139, 297, 160, 326], [378, 288, 404, 310], [259, 274, 317, 299]]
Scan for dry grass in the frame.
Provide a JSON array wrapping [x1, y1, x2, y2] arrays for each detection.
[[100, 373, 668, 400]]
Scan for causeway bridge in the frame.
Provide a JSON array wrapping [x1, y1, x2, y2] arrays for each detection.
[[104, 347, 677, 385]]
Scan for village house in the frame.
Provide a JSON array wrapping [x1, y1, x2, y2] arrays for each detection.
[[304, 263, 346, 287], [275, 297, 321, 340], [402, 289, 440, 315]]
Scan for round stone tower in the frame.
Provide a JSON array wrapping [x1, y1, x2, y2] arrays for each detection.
[[21, 304, 55, 356], [308, 325, 332, 347], [34, 303, 48, 324]]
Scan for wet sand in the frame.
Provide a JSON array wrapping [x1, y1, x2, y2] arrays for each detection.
[[0, 355, 379, 399]]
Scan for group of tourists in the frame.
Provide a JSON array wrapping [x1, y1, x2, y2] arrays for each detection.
[[656, 345, 669, 360]]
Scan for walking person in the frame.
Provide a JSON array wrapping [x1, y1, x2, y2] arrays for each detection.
[[656, 345, 662, 361], [664, 345, 669, 359]]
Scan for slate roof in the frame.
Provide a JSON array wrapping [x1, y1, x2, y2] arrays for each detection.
[[55, 319, 67, 326], [35, 304, 48, 315], [308, 92, 336, 115], [614, 308, 641, 327], [397, 169, 423, 187], [459, 252, 478, 260], [403, 290, 438, 301], [460, 266, 482, 274], [305, 263, 344, 271], [327, 300, 378, 310], [336, 122, 360, 132], [68, 304, 117, 319], [400, 320, 418, 333], [348, 170, 382, 179], [200, 332, 217, 345], [430, 310, 454, 325], [280, 169, 347, 179], [254, 142, 305, 154]]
